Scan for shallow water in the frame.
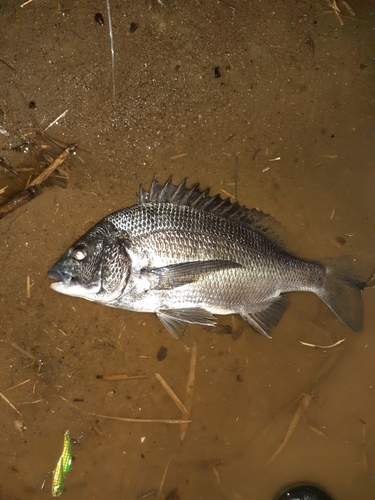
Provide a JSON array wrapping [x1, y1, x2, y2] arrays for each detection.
[[0, 1, 374, 499]]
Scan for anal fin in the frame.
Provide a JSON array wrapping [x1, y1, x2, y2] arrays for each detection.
[[241, 295, 289, 338]]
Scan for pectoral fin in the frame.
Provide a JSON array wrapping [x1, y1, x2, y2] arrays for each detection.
[[157, 308, 217, 338], [142, 260, 242, 290]]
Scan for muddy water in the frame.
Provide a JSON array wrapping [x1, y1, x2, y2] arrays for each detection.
[[0, 1, 374, 499]]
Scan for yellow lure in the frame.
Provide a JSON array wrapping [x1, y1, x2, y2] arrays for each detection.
[[51, 430, 72, 497]]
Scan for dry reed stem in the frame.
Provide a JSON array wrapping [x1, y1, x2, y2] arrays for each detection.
[[59, 395, 81, 411], [44, 109, 68, 131], [251, 350, 343, 452], [180, 340, 197, 442], [155, 373, 188, 416], [266, 392, 312, 466], [26, 275, 31, 298], [327, 0, 344, 25], [97, 373, 149, 381], [342, 1, 355, 16], [138, 491, 157, 499], [0, 391, 23, 416], [170, 153, 188, 160], [87, 413, 191, 424], [4, 379, 31, 392], [27, 143, 76, 187], [299, 339, 345, 349], [10, 342, 37, 361], [158, 455, 175, 500]]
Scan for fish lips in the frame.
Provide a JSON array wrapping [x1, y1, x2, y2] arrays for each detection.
[[48, 265, 100, 297], [48, 266, 76, 295], [48, 269, 72, 285]]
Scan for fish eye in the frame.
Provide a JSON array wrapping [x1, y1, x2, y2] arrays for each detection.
[[72, 245, 87, 261]]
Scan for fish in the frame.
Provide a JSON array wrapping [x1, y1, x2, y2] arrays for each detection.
[[48, 176, 365, 339]]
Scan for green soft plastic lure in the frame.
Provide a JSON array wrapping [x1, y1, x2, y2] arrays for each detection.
[[51, 430, 72, 497]]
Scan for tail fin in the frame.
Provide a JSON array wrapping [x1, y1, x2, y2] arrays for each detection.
[[316, 259, 366, 332]]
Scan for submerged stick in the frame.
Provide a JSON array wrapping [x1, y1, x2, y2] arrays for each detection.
[[28, 143, 76, 187], [87, 412, 191, 424], [0, 144, 75, 220], [0, 186, 42, 220], [266, 392, 312, 466], [155, 373, 189, 416], [299, 339, 346, 349], [0, 391, 23, 416], [158, 455, 175, 500], [96, 373, 148, 381], [105, 0, 116, 110], [4, 378, 31, 392], [180, 340, 198, 442], [234, 152, 239, 200]]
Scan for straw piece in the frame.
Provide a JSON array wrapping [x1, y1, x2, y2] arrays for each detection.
[[97, 373, 148, 381], [170, 153, 188, 161], [28, 143, 76, 187], [87, 412, 191, 424], [0, 391, 23, 416], [10, 342, 37, 361], [155, 373, 188, 416], [4, 379, 31, 392], [266, 393, 312, 465], [180, 340, 197, 442], [158, 455, 175, 500], [299, 339, 345, 349]]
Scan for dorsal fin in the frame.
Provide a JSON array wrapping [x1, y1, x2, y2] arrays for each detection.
[[138, 177, 290, 248]]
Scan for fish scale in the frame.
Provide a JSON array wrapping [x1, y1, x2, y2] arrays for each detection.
[[48, 176, 365, 338]]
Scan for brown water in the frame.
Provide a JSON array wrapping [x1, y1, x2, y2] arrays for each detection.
[[0, 1, 374, 499]]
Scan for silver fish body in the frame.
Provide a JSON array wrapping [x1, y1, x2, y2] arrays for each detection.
[[48, 177, 364, 338]]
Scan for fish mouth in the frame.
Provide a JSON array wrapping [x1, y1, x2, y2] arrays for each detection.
[[48, 269, 73, 286]]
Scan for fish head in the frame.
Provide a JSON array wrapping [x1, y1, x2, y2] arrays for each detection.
[[48, 223, 131, 303]]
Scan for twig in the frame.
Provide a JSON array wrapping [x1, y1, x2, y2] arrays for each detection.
[[309, 425, 327, 437], [0, 58, 15, 71], [327, 0, 344, 25], [44, 109, 68, 131], [266, 393, 312, 465], [0, 186, 42, 220], [234, 152, 239, 200], [0, 144, 75, 220], [0, 391, 23, 416], [87, 413, 191, 424], [10, 342, 37, 361], [26, 275, 31, 298], [180, 340, 197, 442], [221, 189, 234, 199], [138, 491, 157, 499], [249, 348, 343, 452], [360, 419, 368, 470], [4, 379, 31, 392], [158, 455, 175, 500], [28, 143, 76, 187], [342, 1, 355, 16], [155, 373, 188, 416], [170, 153, 188, 161], [218, 0, 236, 11], [299, 339, 346, 349], [59, 396, 81, 411], [97, 373, 149, 381], [106, 0, 116, 110]]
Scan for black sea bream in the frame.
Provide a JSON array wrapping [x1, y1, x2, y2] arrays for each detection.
[[48, 177, 364, 338]]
